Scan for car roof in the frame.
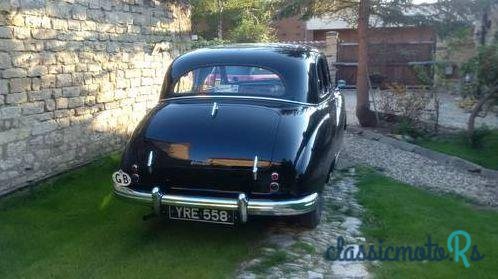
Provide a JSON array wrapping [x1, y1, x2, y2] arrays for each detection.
[[199, 43, 319, 53], [173, 43, 319, 67], [162, 44, 321, 102]]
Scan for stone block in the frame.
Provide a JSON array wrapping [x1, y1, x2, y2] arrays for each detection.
[[81, 21, 96, 31], [6, 93, 27, 104], [29, 89, 52, 101], [67, 96, 85, 108], [0, 106, 22, 119], [87, 9, 105, 22], [0, 79, 8, 94], [0, 1, 10, 12], [10, 15, 25, 27], [22, 101, 45, 115], [0, 53, 11, 69], [12, 52, 41, 68], [88, 0, 100, 9], [46, 2, 70, 18], [0, 39, 24, 51], [41, 75, 56, 88], [52, 19, 67, 30], [56, 74, 72, 87], [54, 108, 73, 118], [45, 40, 66, 51], [56, 98, 68, 109], [31, 77, 41, 90], [32, 28, 58, 39], [19, 0, 45, 10], [57, 52, 78, 64], [25, 15, 43, 28], [45, 99, 55, 111], [32, 120, 58, 135], [62, 86, 81, 97], [0, 27, 13, 39], [41, 16, 51, 29], [28, 65, 47, 77], [72, 6, 87, 20], [13, 27, 31, 39], [10, 78, 31, 93], [96, 90, 114, 103], [2, 68, 27, 78], [68, 20, 81, 30]]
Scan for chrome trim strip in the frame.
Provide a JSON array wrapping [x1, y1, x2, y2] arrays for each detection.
[[147, 151, 154, 174], [147, 151, 154, 167], [170, 186, 242, 194], [252, 155, 258, 181], [152, 187, 162, 215], [210, 102, 219, 117], [163, 95, 315, 106], [238, 193, 248, 223], [113, 183, 319, 219]]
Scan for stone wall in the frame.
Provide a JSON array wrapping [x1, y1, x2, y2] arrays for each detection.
[[0, 0, 191, 195]]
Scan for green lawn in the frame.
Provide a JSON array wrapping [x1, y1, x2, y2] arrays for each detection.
[[416, 130, 498, 170], [356, 168, 498, 278], [0, 155, 264, 279]]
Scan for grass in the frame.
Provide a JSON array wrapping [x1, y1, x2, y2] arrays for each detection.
[[0, 154, 264, 279], [415, 130, 498, 170], [356, 168, 498, 278], [291, 241, 315, 254], [248, 250, 291, 274]]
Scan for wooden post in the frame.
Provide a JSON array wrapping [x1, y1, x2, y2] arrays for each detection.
[[325, 31, 338, 85]]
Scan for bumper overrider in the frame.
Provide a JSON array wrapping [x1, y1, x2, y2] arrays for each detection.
[[112, 183, 319, 223]]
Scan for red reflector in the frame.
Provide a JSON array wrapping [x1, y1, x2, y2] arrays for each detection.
[[131, 164, 138, 173], [271, 172, 279, 181]]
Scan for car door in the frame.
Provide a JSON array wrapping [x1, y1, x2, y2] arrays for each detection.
[[314, 55, 337, 176]]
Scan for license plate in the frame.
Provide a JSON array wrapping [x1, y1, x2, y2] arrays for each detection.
[[168, 206, 235, 225]]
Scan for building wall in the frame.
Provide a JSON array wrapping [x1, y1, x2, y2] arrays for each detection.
[[314, 27, 436, 87], [313, 26, 436, 43], [0, 0, 191, 195], [273, 16, 310, 41]]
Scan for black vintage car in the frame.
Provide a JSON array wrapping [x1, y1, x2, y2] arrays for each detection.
[[112, 44, 346, 228]]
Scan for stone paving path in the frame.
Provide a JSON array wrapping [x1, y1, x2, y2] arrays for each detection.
[[237, 169, 370, 279]]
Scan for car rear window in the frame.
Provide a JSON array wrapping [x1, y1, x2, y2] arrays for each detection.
[[172, 65, 285, 98]]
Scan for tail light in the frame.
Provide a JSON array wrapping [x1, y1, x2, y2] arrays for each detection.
[[269, 182, 279, 192], [131, 164, 140, 183], [269, 172, 279, 192]]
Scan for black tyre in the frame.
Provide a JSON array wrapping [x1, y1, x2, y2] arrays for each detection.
[[300, 195, 323, 229]]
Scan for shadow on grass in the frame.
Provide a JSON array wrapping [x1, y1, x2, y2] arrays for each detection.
[[356, 167, 498, 278], [0, 154, 268, 279]]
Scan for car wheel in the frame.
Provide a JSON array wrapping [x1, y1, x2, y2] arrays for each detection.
[[300, 195, 323, 229]]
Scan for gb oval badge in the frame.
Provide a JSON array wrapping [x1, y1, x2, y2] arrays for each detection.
[[112, 170, 131, 187]]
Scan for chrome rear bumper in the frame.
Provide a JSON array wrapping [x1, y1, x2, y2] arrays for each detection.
[[113, 183, 318, 223]]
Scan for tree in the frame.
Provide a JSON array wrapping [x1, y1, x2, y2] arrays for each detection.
[[276, 0, 493, 127], [356, 0, 377, 126], [191, 0, 276, 43], [276, 0, 408, 127], [408, 0, 497, 144], [217, 0, 225, 39]]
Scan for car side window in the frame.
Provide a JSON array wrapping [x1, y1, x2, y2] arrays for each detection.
[[316, 56, 330, 100]]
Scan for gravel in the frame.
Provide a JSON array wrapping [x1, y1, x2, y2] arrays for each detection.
[[341, 132, 497, 206]]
